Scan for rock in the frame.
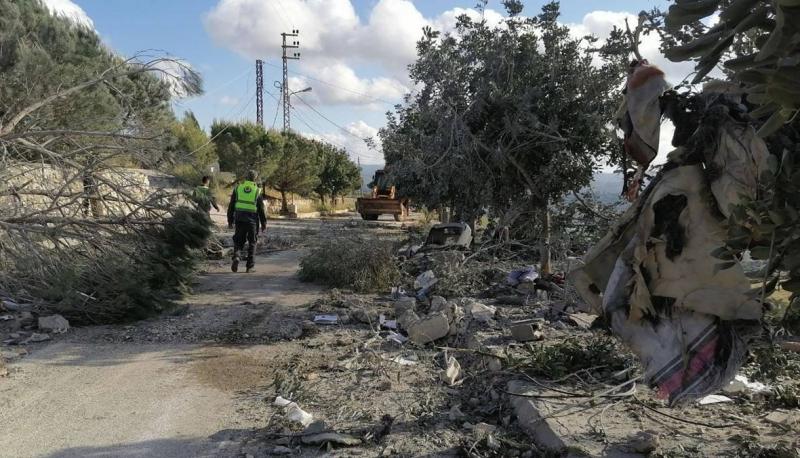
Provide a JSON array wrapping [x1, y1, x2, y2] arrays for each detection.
[[764, 410, 799, 427], [350, 308, 377, 324], [486, 356, 502, 372], [301, 432, 362, 446], [38, 315, 70, 333], [408, 313, 449, 344], [508, 380, 569, 452], [465, 300, 496, 323], [625, 431, 660, 454], [440, 354, 461, 386], [430, 296, 447, 310], [472, 422, 497, 440], [394, 297, 416, 315], [551, 321, 568, 331], [303, 420, 328, 435], [26, 333, 51, 343], [448, 304, 466, 336], [566, 313, 596, 329], [779, 340, 800, 353], [271, 446, 293, 455], [397, 310, 420, 330], [510, 319, 545, 342]]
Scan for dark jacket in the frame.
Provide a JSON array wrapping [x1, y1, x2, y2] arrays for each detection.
[[227, 187, 267, 231]]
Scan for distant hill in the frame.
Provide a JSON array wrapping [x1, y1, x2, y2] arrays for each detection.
[[357, 166, 624, 203]]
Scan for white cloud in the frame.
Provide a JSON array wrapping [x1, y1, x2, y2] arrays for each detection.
[[219, 95, 239, 106], [566, 11, 696, 86], [288, 62, 407, 108], [302, 120, 384, 164], [40, 0, 94, 29], [204, 0, 504, 105]]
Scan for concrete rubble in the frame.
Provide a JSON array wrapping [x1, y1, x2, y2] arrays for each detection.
[[37, 315, 70, 333]]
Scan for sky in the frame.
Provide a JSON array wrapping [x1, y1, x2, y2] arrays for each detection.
[[43, 0, 688, 166]]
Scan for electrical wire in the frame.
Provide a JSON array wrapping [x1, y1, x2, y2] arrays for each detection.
[[293, 94, 369, 142]]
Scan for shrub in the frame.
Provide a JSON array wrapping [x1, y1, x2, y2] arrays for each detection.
[[298, 233, 401, 293]]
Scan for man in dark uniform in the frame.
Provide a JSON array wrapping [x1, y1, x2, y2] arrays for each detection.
[[227, 170, 267, 273]]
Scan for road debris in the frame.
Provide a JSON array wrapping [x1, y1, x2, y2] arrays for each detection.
[[274, 396, 314, 427], [698, 394, 734, 405], [510, 319, 545, 342], [300, 432, 362, 446], [440, 353, 461, 386], [37, 315, 70, 333], [313, 314, 338, 325], [464, 300, 495, 324], [407, 312, 449, 344], [421, 223, 472, 251], [723, 374, 769, 395]]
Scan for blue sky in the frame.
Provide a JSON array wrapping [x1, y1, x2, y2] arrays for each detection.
[[55, 0, 674, 165]]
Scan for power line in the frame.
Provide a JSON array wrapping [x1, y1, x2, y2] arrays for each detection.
[[290, 104, 384, 162], [274, 0, 294, 28], [293, 94, 368, 142]]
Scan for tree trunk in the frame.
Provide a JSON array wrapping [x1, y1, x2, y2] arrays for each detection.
[[280, 189, 288, 214], [540, 200, 552, 275]]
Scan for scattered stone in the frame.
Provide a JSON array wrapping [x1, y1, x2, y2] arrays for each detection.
[[397, 310, 420, 330], [350, 308, 377, 324], [26, 333, 51, 343], [0, 314, 13, 321], [300, 432, 362, 446], [313, 314, 338, 325], [407, 312, 450, 344], [779, 340, 800, 353], [38, 315, 70, 333], [626, 431, 660, 454], [486, 356, 502, 372], [394, 297, 416, 315], [465, 300, 496, 323], [566, 313, 596, 329], [271, 446, 293, 456], [430, 296, 447, 310], [303, 420, 328, 435], [440, 354, 461, 386], [472, 422, 497, 440], [764, 410, 799, 428], [551, 321, 568, 331], [510, 319, 545, 342]]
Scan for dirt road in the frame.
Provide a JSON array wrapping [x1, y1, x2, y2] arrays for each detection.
[[0, 247, 321, 458]]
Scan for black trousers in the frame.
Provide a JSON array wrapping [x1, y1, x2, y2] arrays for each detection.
[[232, 220, 257, 268]]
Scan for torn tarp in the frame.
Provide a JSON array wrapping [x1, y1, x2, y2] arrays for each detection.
[[570, 76, 767, 405]]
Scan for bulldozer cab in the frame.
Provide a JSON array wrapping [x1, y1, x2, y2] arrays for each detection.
[[369, 169, 394, 199]]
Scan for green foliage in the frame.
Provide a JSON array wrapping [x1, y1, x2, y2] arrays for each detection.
[[660, 0, 800, 128], [0, 0, 177, 153], [298, 233, 401, 293], [169, 111, 218, 176], [745, 344, 800, 382], [659, 0, 800, 310], [522, 335, 632, 379], [31, 208, 212, 324], [314, 143, 361, 203], [269, 132, 323, 211], [379, 1, 624, 228], [211, 121, 283, 178]]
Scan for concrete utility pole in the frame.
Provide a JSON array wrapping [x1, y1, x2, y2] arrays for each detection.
[[255, 59, 264, 127], [281, 30, 300, 131]]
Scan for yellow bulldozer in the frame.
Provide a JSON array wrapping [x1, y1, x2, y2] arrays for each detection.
[[356, 169, 409, 221]]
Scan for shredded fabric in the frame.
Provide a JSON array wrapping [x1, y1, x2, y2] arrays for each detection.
[[571, 66, 768, 405]]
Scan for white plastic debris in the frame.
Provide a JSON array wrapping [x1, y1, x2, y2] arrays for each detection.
[[440, 354, 461, 386], [313, 314, 338, 325], [698, 394, 733, 405], [273, 396, 314, 427], [387, 354, 418, 366], [507, 266, 538, 286], [414, 270, 438, 290], [385, 332, 407, 345], [379, 314, 397, 330], [722, 374, 768, 394]]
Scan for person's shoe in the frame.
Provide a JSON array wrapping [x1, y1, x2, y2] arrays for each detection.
[[246, 266, 255, 273], [231, 259, 239, 272]]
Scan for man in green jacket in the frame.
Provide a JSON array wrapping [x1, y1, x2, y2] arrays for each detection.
[[226, 170, 267, 273], [192, 176, 220, 214]]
